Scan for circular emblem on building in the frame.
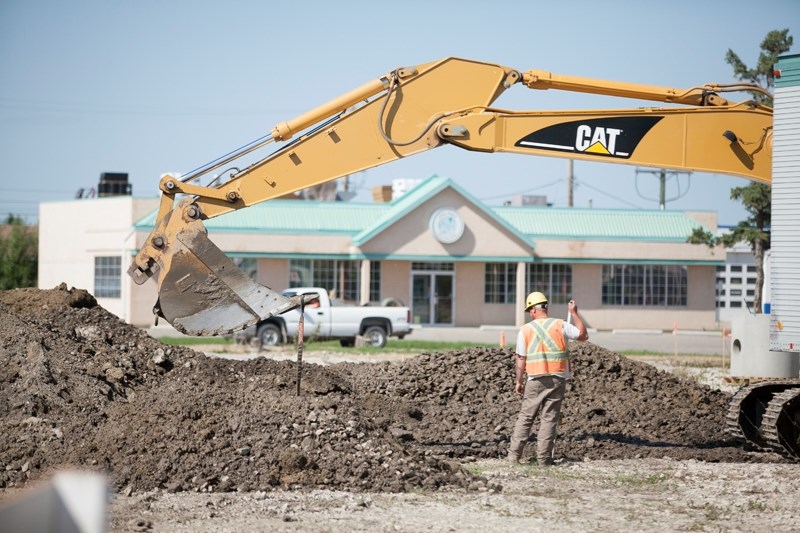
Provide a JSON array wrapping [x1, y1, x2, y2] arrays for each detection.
[[429, 207, 464, 244]]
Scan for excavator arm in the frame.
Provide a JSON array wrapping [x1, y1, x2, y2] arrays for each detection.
[[128, 57, 772, 336]]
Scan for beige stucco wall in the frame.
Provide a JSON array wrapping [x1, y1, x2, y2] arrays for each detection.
[[211, 232, 352, 255], [257, 258, 290, 288], [533, 238, 722, 262], [380, 261, 412, 305], [360, 189, 533, 259]]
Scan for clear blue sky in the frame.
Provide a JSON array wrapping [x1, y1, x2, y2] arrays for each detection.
[[0, 0, 796, 226]]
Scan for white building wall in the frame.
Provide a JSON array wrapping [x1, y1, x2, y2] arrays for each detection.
[[715, 242, 757, 325], [770, 71, 800, 351], [39, 196, 159, 320]]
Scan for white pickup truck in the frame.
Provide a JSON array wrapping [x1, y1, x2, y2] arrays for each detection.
[[234, 287, 412, 348]]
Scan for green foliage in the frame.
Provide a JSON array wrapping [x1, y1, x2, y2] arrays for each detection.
[[719, 183, 771, 252], [686, 227, 718, 249], [0, 216, 38, 290], [725, 28, 793, 104], [686, 182, 770, 251]]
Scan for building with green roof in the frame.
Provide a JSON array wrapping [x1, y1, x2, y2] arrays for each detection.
[[112, 175, 722, 330]]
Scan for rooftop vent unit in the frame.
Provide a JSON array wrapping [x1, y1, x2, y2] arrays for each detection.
[[98, 172, 132, 197]]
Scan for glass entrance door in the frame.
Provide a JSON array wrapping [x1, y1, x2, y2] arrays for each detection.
[[411, 273, 454, 325]]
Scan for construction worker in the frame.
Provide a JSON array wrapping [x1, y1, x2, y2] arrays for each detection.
[[508, 291, 588, 465]]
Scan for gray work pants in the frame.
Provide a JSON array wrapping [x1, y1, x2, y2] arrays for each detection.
[[508, 375, 566, 464]]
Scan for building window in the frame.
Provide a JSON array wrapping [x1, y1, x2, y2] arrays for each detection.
[[411, 262, 454, 271], [484, 263, 516, 303], [730, 265, 742, 272], [747, 265, 757, 273], [527, 264, 573, 305], [289, 259, 380, 303], [601, 264, 687, 307], [730, 277, 742, 284], [233, 257, 258, 280], [730, 301, 743, 308], [94, 256, 121, 298], [370, 262, 381, 303]]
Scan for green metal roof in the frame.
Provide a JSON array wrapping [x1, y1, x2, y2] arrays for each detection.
[[134, 201, 388, 234], [496, 206, 704, 241], [134, 177, 707, 242]]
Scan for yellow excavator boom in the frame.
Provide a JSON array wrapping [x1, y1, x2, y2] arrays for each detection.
[[128, 57, 772, 336]]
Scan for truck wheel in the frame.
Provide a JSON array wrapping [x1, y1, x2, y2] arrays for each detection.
[[339, 338, 355, 347], [257, 323, 282, 346], [362, 326, 388, 348]]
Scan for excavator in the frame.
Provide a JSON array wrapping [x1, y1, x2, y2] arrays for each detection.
[[126, 57, 797, 459]]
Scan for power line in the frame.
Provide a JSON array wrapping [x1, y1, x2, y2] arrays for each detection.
[[479, 178, 565, 202], [574, 178, 645, 209], [0, 98, 298, 117], [0, 187, 76, 194]]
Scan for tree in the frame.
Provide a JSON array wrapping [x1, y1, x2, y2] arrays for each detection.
[[0, 214, 38, 290], [689, 30, 791, 313], [725, 28, 793, 105], [687, 184, 771, 311]]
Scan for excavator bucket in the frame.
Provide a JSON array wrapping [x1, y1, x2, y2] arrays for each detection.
[[131, 204, 298, 336]]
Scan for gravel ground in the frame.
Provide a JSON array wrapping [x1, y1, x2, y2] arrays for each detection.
[[108, 458, 800, 533], [1, 285, 798, 532]]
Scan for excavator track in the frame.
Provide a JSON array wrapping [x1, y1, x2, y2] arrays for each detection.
[[762, 387, 800, 459], [726, 381, 800, 459]]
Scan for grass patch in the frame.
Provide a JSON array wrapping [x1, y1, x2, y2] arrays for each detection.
[[363, 339, 496, 353], [746, 500, 767, 512], [622, 350, 713, 358], [279, 339, 493, 353], [624, 353, 725, 368], [159, 337, 233, 346], [158, 336, 495, 354], [463, 463, 486, 476]]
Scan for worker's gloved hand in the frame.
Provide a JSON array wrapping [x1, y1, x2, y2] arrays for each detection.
[[568, 299, 578, 314]]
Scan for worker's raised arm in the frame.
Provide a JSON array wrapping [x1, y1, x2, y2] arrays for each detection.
[[568, 300, 589, 341]]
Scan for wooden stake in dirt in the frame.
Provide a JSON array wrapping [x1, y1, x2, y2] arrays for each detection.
[[673, 321, 678, 357], [296, 300, 305, 397]]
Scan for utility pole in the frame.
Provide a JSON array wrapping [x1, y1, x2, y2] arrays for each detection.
[[567, 160, 574, 207], [634, 168, 691, 210]]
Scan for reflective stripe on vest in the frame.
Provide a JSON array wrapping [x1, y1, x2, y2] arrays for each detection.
[[523, 317, 569, 377]]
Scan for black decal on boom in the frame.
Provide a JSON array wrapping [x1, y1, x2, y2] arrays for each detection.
[[515, 116, 663, 159]]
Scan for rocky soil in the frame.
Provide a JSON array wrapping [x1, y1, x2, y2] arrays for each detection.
[[1, 284, 797, 532]]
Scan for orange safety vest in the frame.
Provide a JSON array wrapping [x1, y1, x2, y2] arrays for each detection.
[[521, 317, 569, 377]]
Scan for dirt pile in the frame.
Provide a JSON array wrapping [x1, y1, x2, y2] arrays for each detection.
[[0, 285, 784, 496], [346, 343, 757, 463]]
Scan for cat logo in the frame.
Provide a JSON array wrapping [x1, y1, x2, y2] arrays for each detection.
[[515, 116, 663, 159]]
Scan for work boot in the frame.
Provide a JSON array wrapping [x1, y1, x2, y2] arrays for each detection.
[[506, 450, 522, 463], [537, 457, 554, 467]]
